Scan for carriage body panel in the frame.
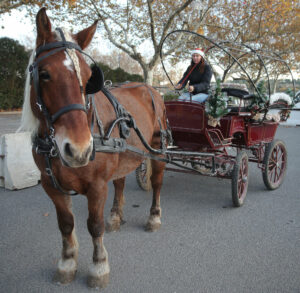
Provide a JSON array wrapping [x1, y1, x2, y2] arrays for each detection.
[[165, 100, 279, 149], [165, 101, 207, 151], [246, 122, 278, 146]]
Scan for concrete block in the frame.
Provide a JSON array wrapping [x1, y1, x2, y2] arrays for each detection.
[[0, 132, 40, 190]]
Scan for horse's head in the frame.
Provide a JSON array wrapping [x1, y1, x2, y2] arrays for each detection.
[[30, 8, 99, 168]]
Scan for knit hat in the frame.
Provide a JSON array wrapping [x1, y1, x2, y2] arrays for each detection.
[[191, 48, 205, 58]]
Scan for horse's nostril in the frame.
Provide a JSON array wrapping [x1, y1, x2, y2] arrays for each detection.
[[64, 143, 73, 157]]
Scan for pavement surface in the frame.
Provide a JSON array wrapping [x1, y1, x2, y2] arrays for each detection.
[[0, 113, 300, 293], [0, 112, 22, 137]]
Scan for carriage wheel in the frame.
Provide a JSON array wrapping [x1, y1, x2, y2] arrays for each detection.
[[135, 158, 152, 191], [262, 139, 287, 190], [232, 151, 249, 207]]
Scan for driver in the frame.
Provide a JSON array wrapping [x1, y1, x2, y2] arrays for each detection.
[[175, 48, 212, 103]]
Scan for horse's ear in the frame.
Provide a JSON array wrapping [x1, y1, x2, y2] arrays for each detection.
[[36, 8, 52, 46], [74, 20, 98, 50]]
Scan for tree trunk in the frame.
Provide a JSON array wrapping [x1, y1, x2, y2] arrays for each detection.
[[271, 78, 278, 94], [145, 69, 154, 85], [141, 63, 157, 85]]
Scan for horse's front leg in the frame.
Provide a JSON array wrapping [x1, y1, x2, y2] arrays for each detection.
[[86, 182, 110, 289], [42, 178, 78, 284], [146, 159, 165, 232], [106, 177, 126, 232]]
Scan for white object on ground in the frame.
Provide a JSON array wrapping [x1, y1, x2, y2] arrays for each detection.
[[0, 132, 40, 190]]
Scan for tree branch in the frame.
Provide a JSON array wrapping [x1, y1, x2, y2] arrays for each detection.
[[147, 0, 157, 48], [89, 0, 142, 61], [158, 0, 194, 49]]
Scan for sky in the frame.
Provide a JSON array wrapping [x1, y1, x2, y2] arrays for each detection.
[[0, 10, 35, 47], [0, 9, 112, 53]]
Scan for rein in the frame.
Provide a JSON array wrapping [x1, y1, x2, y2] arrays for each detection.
[[178, 62, 198, 88]]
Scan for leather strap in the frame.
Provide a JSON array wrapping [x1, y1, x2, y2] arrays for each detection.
[[51, 103, 87, 123]]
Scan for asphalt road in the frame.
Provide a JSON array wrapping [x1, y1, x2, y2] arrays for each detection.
[[0, 115, 299, 293], [0, 112, 22, 137]]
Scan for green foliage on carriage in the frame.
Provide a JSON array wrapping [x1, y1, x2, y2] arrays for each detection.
[[0, 38, 30, 110], [205, 79, 230, 119], [96, 62, 143, 84], [248, 80, 269, 112], [163, 91, 180, 101]]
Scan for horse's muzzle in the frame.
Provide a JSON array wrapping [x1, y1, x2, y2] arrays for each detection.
[[61, 137, 93, 168]]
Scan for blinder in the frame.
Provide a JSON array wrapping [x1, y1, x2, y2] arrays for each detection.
[[86, 64, 104, 95]]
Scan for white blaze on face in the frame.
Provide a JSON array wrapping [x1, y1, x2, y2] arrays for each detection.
[[63, 52, 74, 72], [56, 28, 85, 103]]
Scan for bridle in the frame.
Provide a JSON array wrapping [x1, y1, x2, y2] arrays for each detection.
[[30, 28, 104, 195], [30, 28, 103, 134]]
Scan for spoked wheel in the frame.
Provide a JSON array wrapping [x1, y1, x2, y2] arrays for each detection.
[[262, 139, 287, 190], [232, 151, 249, 207], [135, 158, 152, 191]]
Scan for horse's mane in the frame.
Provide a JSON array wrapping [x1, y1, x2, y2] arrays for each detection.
[[18, 28, 82, 134]]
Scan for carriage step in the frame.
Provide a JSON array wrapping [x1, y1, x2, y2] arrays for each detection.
[[206, 129, 232, 147]]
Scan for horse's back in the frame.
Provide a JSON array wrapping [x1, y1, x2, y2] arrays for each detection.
[[97, 82, 166, 138], [112, 82, 165, 117]]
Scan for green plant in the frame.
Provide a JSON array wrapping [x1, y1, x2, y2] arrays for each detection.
[[205, 79, 230, 119], [163, 92, 179, 101], [248, 80, 269, 112]]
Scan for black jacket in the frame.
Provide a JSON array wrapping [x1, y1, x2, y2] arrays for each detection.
[[178, 62, 212, 94]]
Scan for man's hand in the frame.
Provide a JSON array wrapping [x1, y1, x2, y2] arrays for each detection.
[[175, 84, 181, 89]]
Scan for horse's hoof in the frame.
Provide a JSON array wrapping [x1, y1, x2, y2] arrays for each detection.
[[145, 216, 161, 232], [87, 273, 109, 289], [53, 270, 76, 284], [106, 214, 121, 232], [53, 258, 77, 284], [106, 221, 120, 232]]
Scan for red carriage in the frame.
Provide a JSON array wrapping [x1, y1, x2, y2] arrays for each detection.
[[136, 30, 296, 207]]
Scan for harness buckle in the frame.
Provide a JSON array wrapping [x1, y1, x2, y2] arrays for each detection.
[[45, 168, 53, 176], [49, 127, 55, 138], [36, 102, 43, 112], [50, 147, 57, 157], [86, 100, 90, 110], [104, 80, 112, 88]]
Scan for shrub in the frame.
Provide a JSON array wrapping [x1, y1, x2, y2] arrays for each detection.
[[96, 62, 143, 83], [0, 38, 30, 110]]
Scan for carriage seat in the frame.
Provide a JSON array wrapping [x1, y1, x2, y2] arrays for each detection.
[[220, 83, 254, 112], [221, 88, 255, 100]]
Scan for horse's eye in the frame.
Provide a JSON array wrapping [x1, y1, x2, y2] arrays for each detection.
[[39, 71, 51, 81]]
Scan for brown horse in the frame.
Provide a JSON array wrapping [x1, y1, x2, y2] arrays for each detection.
[[19, 8, 166, 289]]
